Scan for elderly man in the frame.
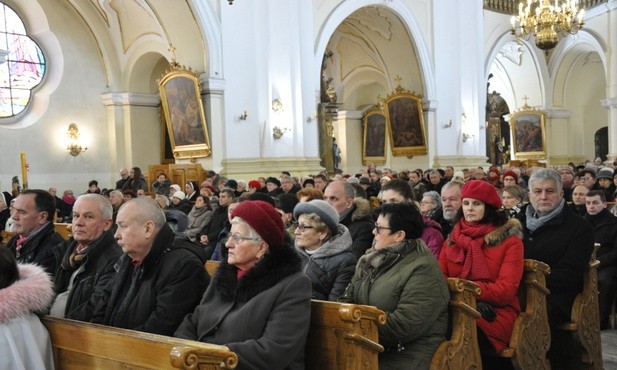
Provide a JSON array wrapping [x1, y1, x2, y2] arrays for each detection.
[[50, 194, 122, 321], [115, 168, 130, 190], [7, 189, 66, 274], [516, 168, 593, 368], [91, 197, 209, 335], [584, 190, 617, 329], [324, 180, 373, 258], [439, 181, 462, 237]]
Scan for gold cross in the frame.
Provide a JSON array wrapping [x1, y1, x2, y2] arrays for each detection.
[[394, 75, 403, 86], [522, 95, 529, 107], [168, 44, 176, 63]]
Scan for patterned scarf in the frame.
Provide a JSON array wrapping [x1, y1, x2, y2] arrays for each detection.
[[445, 219, 494, 280]]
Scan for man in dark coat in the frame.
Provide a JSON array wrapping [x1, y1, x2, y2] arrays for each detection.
[[324, 181, 373, 259], [50, 194, 122, 321], [584, 190, 617, 329], [516, 168, 593, 369], [115, 168, 130, 190], [91, 197, 209, 336], [7, 189, 66, 274]]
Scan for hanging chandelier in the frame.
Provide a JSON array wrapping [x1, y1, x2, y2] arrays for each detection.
[[511, 0, 585, 53]]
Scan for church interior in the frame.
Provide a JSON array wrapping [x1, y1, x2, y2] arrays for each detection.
[[0, 0, 615, 192]]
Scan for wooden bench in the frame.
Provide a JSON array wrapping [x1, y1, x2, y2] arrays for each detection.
[[430, 277, 482, 370], [499, 259, 551, 370], [205, 260, 220, 276], [556, 243, 603, 370], [306, 300, 385, 370], [0, 229, 14, 246], [54, 223, 72, 240], [42, 316, 238, 369]]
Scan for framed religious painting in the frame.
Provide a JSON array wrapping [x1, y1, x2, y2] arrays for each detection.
[[362, 105, 387, 165], [383, 86, 427, 156], [159, 64, 211, 160], [509, 108, 547, 160]]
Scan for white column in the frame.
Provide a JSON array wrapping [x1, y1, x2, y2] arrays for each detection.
[[604, 1, 617, 163]]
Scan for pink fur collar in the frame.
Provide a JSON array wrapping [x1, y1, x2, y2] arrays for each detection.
[[0, 264, 54, 322]]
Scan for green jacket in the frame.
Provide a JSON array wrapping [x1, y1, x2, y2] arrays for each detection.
[[340, 239, 449, 370]]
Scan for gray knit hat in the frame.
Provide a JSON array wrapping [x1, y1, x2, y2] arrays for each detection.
[[293, 199, 339, 236], [597, 168, 614, 180]]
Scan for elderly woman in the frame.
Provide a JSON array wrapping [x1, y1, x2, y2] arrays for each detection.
[[501, 185, 525, 219], [420, 191, 442, 221], [439, 180, 524, 368], [293, 200, 356, 301], [175, 200, 312, 370], [339, 202, 449, 369], [182, 195, 213, 242]]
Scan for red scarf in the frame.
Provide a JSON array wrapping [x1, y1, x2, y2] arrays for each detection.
[[446, 219, 495, 280], [62, 194, 76, 205]]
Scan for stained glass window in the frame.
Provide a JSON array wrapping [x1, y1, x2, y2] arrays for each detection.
[[0, 3, 45, 118]]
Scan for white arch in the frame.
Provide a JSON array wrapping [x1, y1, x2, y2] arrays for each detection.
[[189, 0, 223, 79], [548, 30, 607, 80], [315, 0, 435, 100]]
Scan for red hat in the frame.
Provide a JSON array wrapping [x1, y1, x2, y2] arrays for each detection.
[[231, 200, 284, 247], [461, 180, 502, 209], [503, 170, 518, 184], [248, 180, 261, 189]]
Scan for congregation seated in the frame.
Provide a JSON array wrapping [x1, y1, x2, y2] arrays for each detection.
[[339, 202, 449, 369], [181, 194, 212, 242], [175, 200, 312, 369]]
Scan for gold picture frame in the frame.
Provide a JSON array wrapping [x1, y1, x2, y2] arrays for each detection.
[[509, 107, 547, 160], [362, 105, 387, 166], [159, 64, 211, 160], [384, 85, 427, 156]]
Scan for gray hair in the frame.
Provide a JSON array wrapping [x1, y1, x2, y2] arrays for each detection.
[[422, 191, 442, 207], [109, 190, 123, 198], [121, 197, 166, 229], [230, 216, 261, 240], [528, 168, 562, 191], [75, 193, 113, 220]]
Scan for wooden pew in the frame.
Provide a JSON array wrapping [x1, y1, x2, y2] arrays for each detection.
[[42, 316, 238, 369], [54, 223, 72, 240], [306, 300, 385, 370], [499, 259, 551, 370], [205, 260, 220, 276], [430, 277, 482, 370], [556, 243, 603, 370], [0, 229, 14, 246]]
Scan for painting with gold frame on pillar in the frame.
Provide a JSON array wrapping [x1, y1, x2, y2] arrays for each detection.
[[383, 84, 427, 156], [159, 62, 211, 160], [509, 106, 547, 161], [362, 105, 387, 166]]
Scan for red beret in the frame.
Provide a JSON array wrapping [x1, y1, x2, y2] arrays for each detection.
[[461, 180, 502, 209], [503, 170, 518, 184], [231, 200, 285, 247], [248, 180, 261, 189]]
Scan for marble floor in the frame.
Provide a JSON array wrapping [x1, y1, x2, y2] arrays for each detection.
[[602, 329, 617, 369]]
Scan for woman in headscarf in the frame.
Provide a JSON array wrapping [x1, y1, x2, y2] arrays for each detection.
[[175, 200, 312, 370], [293, 199, 356, 301], [339, 202, 449, 369], [439, 180, 524, 369]]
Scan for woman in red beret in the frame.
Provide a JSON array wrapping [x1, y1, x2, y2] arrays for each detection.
[[438, 180, 524, 368]]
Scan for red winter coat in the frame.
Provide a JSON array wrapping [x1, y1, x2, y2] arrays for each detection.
[[439, 218, 524, 352]]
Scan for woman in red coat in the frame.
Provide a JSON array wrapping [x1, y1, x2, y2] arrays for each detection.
[[439, 180, 524, 368]]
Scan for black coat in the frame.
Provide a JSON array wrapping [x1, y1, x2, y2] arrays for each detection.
[[7, 222, 66, 274], [91, 225, 209, 336], [340, 198, 374, 259], [584, 209, 617, 268], [517, 203, 594, 324], [53, 229, 122, 321], [202, 205, 228, 246]]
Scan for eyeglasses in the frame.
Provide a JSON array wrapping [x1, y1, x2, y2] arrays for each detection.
[[374, 223, 391, 233], [295, 224, 315, 232], [228, 233, 261, 244]]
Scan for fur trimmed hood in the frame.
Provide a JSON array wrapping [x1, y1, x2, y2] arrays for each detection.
[[351, 197, 372, 222], [0, 264, 54, 322], [485, 218, 523, 247]]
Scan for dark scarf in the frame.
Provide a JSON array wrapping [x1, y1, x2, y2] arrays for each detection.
[[445, 219, 494, 280], [585, 208, 610, 227]]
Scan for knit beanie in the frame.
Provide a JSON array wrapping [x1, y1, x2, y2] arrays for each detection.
[[502, 170, 518, 184], [173, 191, 186, 200], [597, 168, 613, 180], [231, 200, 284, 247], [170, 184, 181, 192], [461, 180, 502, 209], [293, 199, 340, 236]]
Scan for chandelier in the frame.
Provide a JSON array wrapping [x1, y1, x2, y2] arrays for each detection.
[[511, 0, 585, 53]]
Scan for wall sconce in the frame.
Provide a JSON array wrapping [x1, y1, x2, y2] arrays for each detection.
[[462, 132, 474, 143], [272, 99, 283, 112], [239, 110, 248, 120], [272, 126, 289, 140], [67, 123, 88, 156], [443, 119, 453, 128]]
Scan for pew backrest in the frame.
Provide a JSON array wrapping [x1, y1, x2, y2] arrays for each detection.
[[306, 300, 385, 370], [430, 277, 482, 370], [54, 223, 72, 240], [205, 260, 220, 277], [42, 316, 238, 369]]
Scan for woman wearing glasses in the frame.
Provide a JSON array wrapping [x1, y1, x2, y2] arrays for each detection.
[[293, 200, 356, 301], [175, 200, 311, 369], [339, 202, 449, 370], [439, 180, 523, 368]]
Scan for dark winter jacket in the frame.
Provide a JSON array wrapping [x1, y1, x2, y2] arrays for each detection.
[[340, 198, 374, 259], [296, 224, 356, 301], [91, 224, 209, 336], [52, 229, 122, 321], [584, 209, 617, 268], [175, 242, 311, 370], [7, 222, 66, 275]]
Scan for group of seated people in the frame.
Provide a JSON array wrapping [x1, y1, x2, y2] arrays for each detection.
[[0, 159, 614, 369]]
